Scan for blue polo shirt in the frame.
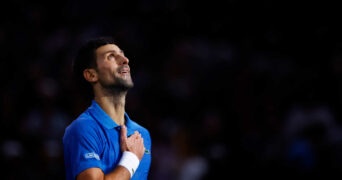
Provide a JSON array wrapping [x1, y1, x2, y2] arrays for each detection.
[[63, 100, 152, 180]]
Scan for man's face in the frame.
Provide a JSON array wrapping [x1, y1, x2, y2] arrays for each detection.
[[94, 44, 134, 91]]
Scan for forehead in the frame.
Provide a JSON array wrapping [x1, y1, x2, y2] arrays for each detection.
[[96, 44, 121, 56]]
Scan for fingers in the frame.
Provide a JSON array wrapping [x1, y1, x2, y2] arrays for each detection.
[[128, 131, 143, 146], [126, 131, 145, 160], [132, 133, 143, 142], [120, 126, 145, 158], [130, 131, 141, 138]]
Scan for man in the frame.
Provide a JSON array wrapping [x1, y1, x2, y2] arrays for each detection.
[[63, 36, 152, 180]]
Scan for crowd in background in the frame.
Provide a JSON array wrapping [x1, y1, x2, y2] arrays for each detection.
[[2, 0, 342, 179]]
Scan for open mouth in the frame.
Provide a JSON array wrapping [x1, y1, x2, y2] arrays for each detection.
[[120, 70, 129, 75], [119, 65, 130, 74], [119, 66, 130, 77]]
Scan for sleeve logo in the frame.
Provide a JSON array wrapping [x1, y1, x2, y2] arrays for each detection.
[[84, 152, 100, 160]]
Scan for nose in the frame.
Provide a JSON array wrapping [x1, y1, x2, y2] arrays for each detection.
[[118, 54, 129, 65]]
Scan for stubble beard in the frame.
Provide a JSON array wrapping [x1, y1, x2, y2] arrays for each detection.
[[114, 77, 134, 91], [102, 76, 134, 95]]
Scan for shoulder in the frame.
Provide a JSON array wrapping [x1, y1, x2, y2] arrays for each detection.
[[64, 112, 99, 138]]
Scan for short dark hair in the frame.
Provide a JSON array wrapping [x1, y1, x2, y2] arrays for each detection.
[[72, 36, 118, 99]]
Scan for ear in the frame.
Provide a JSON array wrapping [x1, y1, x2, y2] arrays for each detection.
[[83, 68, 98, 83]]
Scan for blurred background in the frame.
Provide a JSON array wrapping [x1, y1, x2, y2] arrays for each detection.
[[2, 0, 342, 179]]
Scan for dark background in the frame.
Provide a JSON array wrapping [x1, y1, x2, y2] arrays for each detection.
[[2, 0, 342, 179]]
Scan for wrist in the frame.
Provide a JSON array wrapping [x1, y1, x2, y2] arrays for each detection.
[[118, 151, 140, 177]]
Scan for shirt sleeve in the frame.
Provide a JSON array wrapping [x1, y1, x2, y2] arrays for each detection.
[[63, 118, 104, 179]]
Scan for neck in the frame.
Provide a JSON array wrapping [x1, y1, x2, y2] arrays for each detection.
[[94, 93, 127, 125]]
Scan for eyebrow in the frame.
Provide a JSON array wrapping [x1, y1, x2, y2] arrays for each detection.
[[104, 49, 124, 54]]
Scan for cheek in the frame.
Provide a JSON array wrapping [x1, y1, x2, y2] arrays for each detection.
[[98, 63, 116, 73]]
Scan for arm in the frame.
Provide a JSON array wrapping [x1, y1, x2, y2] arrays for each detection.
[[77, 125, 145, 180]]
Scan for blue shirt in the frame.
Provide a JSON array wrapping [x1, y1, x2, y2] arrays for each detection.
[[63, 100, 152, 180]]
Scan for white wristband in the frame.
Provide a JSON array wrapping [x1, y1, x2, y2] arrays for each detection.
[[118, 151, 140, 178]]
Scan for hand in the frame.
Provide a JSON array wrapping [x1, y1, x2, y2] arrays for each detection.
[[120, 124, 145, 160]]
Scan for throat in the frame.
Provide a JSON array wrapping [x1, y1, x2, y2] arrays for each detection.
[[110, 110, 125, 125]]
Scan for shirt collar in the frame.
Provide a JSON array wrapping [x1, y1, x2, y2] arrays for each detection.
[[89, 100, 134, 131]]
